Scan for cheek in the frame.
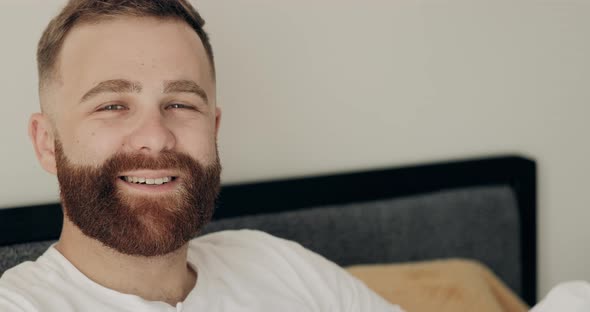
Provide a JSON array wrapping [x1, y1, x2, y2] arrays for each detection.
[[55, 109, 128, 165], [173, 122, 217, 159], [67, 126, 125, 165]]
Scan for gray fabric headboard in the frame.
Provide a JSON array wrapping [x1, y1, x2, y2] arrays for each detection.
[[0, 155, 537, 305]]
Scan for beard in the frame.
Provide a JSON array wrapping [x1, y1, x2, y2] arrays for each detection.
[[54, 140, 221, 257]]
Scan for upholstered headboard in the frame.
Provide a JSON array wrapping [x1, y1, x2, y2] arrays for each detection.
[[0, 155, 537, 305]]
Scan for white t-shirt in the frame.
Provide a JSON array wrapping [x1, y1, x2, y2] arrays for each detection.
[[530, 281, 590, 312], [0, 230, 403, 312]]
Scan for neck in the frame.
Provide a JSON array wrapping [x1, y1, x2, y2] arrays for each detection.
[[56, 218, 196, 306]]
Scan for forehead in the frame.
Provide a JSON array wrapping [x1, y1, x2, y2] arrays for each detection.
[[56, 16, 213, 99]]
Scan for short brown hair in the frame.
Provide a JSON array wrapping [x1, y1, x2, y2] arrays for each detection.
[[37, 0, 214, 89]]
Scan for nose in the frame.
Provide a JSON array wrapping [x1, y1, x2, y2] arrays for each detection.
[[125, 112, 176, 155]]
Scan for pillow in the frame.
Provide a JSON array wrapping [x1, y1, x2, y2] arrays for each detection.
[[346, 259, 528, 312]]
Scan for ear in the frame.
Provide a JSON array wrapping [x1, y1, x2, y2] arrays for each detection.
[[29, 113, 57, 175], [214, 106, 222, 138]]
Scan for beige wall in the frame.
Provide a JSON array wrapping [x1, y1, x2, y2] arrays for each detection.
[[1, 0, 588, 298]]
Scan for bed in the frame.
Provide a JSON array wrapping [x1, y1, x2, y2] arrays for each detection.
[[0, 155, 537, 310]]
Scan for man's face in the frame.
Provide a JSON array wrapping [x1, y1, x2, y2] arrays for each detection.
[[31, 17, 221, 256]]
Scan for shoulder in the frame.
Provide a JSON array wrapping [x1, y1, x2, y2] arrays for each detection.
[[193, 229, 289, 246], [531, 281, 590, 312], [1, 258, 54, 291], [189, 230, 403, 312], [189, 230, 306, 264], [0, 247, 75, 311], [190, 229, 322, 264], [0, 260, 54, 311]]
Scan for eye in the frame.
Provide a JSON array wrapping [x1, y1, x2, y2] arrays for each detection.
[[167, 103, 197, 110], [97, 104, 127, 111]]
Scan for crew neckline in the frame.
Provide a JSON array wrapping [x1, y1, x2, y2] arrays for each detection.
[[42, 244, 205, 311]]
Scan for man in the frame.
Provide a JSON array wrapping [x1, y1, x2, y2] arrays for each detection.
[[0, 1, 402, 311]]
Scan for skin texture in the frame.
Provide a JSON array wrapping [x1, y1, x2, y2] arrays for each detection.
[[28, 17, 221, 305]]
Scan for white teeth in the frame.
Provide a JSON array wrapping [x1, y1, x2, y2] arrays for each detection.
[[123, 176, 173, 185]]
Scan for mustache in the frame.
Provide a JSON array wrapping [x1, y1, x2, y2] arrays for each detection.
[[90, 150, 199, 175]]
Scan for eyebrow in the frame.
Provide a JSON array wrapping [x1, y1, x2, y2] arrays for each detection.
[[164, 80, 209, 104], [79, 79, 209, 104], [80, 79, 142, 103]]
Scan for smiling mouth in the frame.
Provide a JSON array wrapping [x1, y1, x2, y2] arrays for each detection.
[[118, 176, 178, 185]]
